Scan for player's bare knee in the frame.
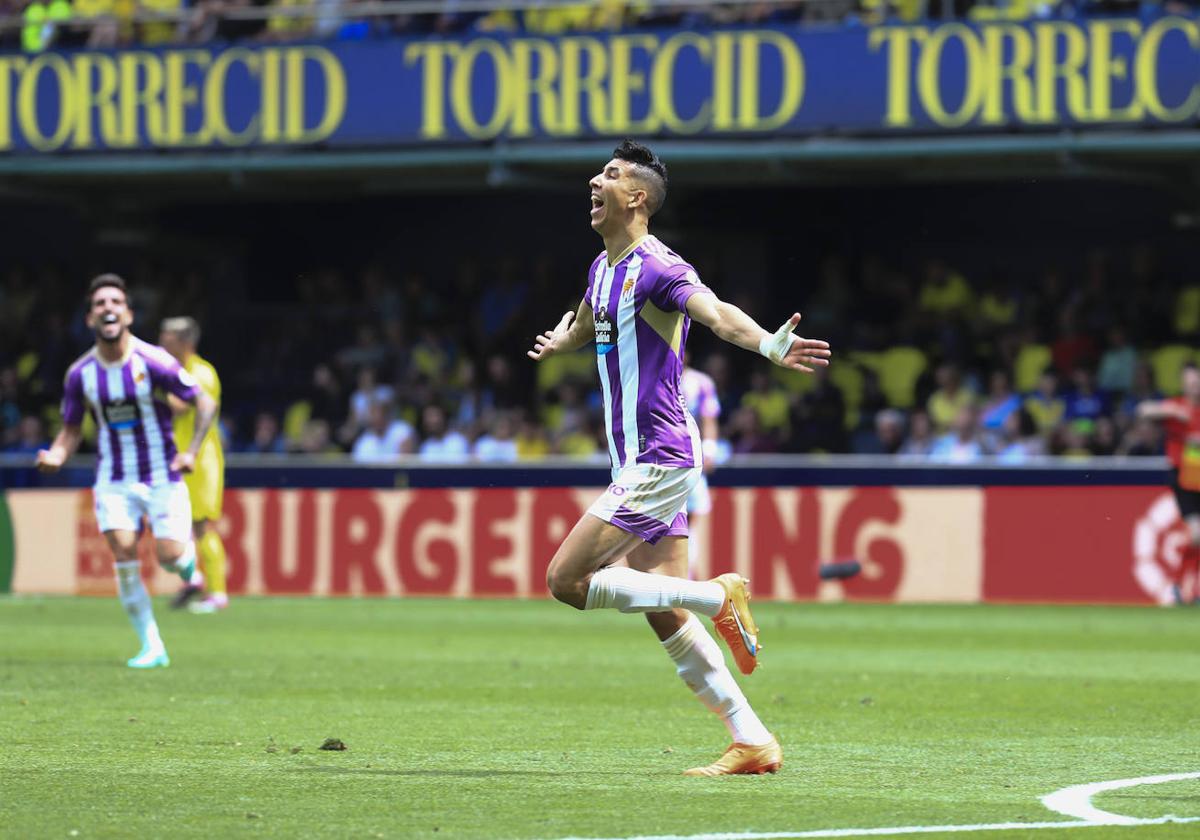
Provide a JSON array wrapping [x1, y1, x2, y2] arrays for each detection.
[[546, 568, 587, 609]]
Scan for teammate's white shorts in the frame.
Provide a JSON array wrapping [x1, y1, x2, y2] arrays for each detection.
[[93, 480, 193, 542], [686, 474, 713, 516], [587, 463, 701, 544]]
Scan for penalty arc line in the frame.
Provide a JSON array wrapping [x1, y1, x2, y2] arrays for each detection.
[[553, 771, 1200, 840]]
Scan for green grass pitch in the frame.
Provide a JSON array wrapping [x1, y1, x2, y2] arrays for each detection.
[[3, 597, 1200, 839]]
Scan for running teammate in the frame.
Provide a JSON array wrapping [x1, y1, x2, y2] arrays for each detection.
[[681, 355, 720, 575], [527, 141, 831, 775], [37, 275, 218, 667], [1138, 362, 1200, 604], [160, 316, 228, 613]]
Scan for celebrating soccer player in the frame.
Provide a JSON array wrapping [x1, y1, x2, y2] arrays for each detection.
[[37, 275, 218, 668], [160, 316, 228, 614], [528, 141, 831, 775], [1138, 362, 1200, 604]]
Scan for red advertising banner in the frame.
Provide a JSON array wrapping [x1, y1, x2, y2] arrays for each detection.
[[7, 483, 1189, 604], [984, 486, 1188, 605]]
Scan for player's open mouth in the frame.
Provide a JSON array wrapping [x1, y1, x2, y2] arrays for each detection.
[[590, 194, 604, 219], [101, 314, 119, 325]]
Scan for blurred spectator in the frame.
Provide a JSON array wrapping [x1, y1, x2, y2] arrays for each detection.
[[308, 363, 345, 425], [857, 408, 905, 455], [927, 363, 975, 432], [929, 406, 986, 463], [4, 415, 47, 454], [347, 367, 395, 436], [996, 409, 1044, 463], [730, 406, 778, 454], [788, 367, 846, 453], [1119, 361, 1161, 420], [979, 369, 1021, 433], [1118, 417, 1163, 457], [351, 400, 413, 463], [1024, 369, 1066, 434], [473, 412, 519, 462], [241, 411, 286, 454], [515, 412, 551, 459], [296, 419, 342, 457], [741, 370, 790, 439], [899, 410, 936, 458], [917, 260, 973, 319], [1051, 309, 1098, 376], [1097, 326, 1138, 394], [416, 404, 469, 461], [0, 366, 23, 445], [1064, 367, 1107, 422]]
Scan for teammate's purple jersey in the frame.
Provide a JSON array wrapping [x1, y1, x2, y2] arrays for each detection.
[[584, 235, 711, 471], [62, 337, 200, 486], [681, 367, 721, 421]]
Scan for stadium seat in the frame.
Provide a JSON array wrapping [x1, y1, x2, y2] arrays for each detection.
[[830, 362, 864, 430], [1174, 287, 1200, 336], [16, 351, 38, 383], [1014, 344, 1051, 393], [1150, 345, 1197, 396], [772, 363, 818, 395], [877, 346, 927, 409], [536, 352, 594, 393]]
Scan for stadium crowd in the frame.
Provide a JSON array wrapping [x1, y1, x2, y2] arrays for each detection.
[[0, 243, 1193, 464], [4, 0, 1199, 52]]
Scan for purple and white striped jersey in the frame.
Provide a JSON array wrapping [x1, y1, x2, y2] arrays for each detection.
[[585, 235, 712, 471], [681, 367, 721, 422], [62, 337, 200, 486]]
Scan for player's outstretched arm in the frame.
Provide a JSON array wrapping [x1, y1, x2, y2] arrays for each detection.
[[686, 293, 831, 374], [36, 424, 83, 473], [527, 301, 595, 361], [1138, 400, 1190, 422], [170, 391, 218, 473]]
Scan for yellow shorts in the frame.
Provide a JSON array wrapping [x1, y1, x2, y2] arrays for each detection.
[[183, 456, 224, 522]]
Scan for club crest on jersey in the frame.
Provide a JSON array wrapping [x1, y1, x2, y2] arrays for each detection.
[[621, 274, 636, 300], [595, 306, 617, 355]]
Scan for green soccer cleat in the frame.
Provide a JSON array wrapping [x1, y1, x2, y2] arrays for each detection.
[[127, 645, 170, 669]]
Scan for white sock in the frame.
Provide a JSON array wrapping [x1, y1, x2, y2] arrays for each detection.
[[115, 561, 164, 651], [585, 566, 725, 617], [165, 541, 202, 585], [662, 614, 773, 746]]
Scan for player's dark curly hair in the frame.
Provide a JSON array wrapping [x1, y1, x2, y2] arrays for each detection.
[[86, 273, 129, 307], [613, 139, 668, 217]]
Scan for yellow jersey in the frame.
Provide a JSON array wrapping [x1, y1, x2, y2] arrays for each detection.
[[174, 353, 223, 461]]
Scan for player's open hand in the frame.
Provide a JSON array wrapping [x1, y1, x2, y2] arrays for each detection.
[[35, 448, 63, 474], [527, 311, 576, 362], [763, 313, 831, 374], [170, 451, 196, 474]]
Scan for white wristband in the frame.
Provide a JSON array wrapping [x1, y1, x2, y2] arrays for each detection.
[[702, 438, 718, 462], [758, 321, 798, 364]]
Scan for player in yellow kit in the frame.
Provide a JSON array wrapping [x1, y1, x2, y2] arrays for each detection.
[[160, 317, 229, 613]]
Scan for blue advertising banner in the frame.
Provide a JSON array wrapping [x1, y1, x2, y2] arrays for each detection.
[[1, 17, 1198, 153]]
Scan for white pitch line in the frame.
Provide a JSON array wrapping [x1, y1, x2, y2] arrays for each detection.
[[1040, 771, 1200, 825], [553, 771, 1200, 840]]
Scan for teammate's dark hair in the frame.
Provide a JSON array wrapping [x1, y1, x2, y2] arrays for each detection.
[[613, 139, 668, 217], [1184, 362, 1199, 375], [87, 273, 128, 307]]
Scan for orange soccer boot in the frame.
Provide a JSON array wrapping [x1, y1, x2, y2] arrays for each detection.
[[683, 737, 783, 776], [710, 573, 760, 675]]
